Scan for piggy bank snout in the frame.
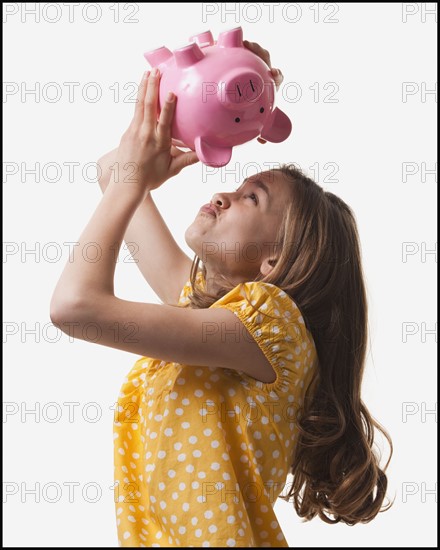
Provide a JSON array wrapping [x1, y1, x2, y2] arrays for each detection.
[[219, 70, 265, 106]]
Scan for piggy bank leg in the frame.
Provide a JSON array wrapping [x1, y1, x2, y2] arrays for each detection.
[[194, 137, 233, 168]]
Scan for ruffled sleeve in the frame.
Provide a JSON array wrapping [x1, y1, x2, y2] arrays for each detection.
[[210, 281, 317, 395], [177, 269, 205, 306]]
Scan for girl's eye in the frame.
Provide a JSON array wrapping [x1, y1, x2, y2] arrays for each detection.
[[234, 189, 258, 204]]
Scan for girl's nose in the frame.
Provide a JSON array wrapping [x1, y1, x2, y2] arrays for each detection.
[[211, 193, 230, 208]]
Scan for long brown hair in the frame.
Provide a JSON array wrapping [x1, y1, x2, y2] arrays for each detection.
[[183, 163, 394, 524]]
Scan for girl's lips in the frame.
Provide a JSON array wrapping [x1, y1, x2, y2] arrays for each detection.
[[200, 204, 217, 217]]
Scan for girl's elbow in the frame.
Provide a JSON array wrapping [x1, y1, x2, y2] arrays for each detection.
[[50, 293, 85, 329]]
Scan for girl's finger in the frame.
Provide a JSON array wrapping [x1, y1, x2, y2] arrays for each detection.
[[143, 68, 160, 130], [170, 145, 186, 157], [169, 150, 199, 176], [257, 137, 267, 145], [243, 40, 271, 67], [133, 71, 150, 125], [271, 68, 284, 91], [156, 91, 176, 147]]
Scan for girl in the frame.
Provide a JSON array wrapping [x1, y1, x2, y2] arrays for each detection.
[[51, 42, 393, 547]]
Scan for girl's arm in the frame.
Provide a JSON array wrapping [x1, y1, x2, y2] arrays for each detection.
[[96, 147, 192, 305], [49, 69, 278, 385]]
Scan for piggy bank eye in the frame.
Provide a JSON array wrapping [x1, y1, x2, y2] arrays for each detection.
[[260, 107, 265, 113], [235, 117, 241, 123]]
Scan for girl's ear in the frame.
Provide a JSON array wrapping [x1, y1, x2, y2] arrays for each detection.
[[260, 257, 277, 277]]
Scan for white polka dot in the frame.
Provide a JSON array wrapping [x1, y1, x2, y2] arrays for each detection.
[[204, 510, 214, 519], [170, 515, 177, 524], [181, 422, 190, 429], [183, 502, 190, 512], [191, 516, 198, 525], [203, 428, 212, 436], [123, 531, 131, 539], [175, 408, 183, 416], [189, 435, 198, 444], [194, 389, 204, 397], [174, 442, 182, 451], [211, 462, 220, 470], [164, 428, 173, 436], [168, 469, 176, 478], [208, 525, 218, 534], [211, 440, 220, 448], [227, 538, 236, 546], [177, 453, 186, 462], [158, 450, 166, 459], [195, 529, 202, 538], [193, 450, 202, 458]]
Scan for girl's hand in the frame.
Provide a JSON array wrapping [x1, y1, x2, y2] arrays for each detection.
[[112, 69, 199, 194], [243, 40, 285, 145]]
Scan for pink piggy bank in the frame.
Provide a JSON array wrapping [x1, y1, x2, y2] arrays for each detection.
[[144, 27, 292, 167]]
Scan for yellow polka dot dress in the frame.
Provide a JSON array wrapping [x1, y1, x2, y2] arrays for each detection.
[[114, 270, 318, 547]]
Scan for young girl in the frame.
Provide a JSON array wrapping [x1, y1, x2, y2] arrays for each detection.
[[50, 42, 393, 547]]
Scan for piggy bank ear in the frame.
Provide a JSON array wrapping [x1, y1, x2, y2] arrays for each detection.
[[260, 107, 292, 143], [194, 137, 232, 167]]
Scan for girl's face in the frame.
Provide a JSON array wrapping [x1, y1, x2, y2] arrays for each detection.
[[185, 170, 291, 282]]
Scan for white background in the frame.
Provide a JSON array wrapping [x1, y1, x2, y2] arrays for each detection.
[[3, 2, 437, 547]]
